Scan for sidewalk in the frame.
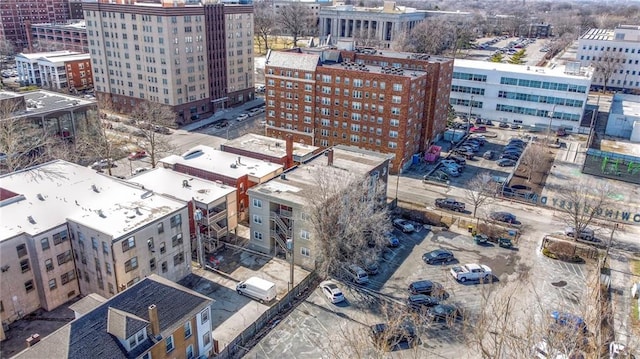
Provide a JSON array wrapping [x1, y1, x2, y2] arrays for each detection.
[[181, 98, 265, 132]]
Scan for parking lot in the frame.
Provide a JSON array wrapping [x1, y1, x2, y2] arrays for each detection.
[[246, 219, 595, 358], [465, 36, 554, 66]]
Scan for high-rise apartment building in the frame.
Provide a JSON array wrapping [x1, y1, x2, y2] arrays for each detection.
[[0, 0, 71, 51], [83, 0, 255, 125], [264, 46, 453, 172]]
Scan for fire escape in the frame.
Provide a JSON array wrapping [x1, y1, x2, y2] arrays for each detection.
[[270, 205, 294, 258]]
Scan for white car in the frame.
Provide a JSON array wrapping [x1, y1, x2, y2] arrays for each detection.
[[319, 281, 345, 304], [450, 263, 493, 283], [235, 113, 249, 121]]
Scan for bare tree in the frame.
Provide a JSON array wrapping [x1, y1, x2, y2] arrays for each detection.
[[254, 1, 275, 54], [130, 101, 176, 168], [555, 179, 613, 240], [592, 50, 625, 93], [306, 167, 391, 279], [277, 3, 313, 48], [396, 19, 454, 55], [519, 143, 547, 182], [464, 172, 495, 218]]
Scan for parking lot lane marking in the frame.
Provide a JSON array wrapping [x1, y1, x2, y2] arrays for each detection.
[[300, 301, 331, 336]]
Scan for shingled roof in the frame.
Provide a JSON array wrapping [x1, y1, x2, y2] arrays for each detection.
[[12, 275, 213, 359]]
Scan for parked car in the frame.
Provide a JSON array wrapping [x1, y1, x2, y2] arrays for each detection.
[[385, 232, 400, 247], [564, 227, 595, 241], [235, 113, 249, 121], [90, 158, 116, 170], [344, 264, 369, 284], [499, 122, 510, 128], [510, 124, 521, 129], [485, 119, 494, 126], [153, 125, 172, 135], [450, 263, 493, 282], [393, 219, 415, 233], [496, 158, 517, 167], [483, 150, 495, 160], [490, 211, 517, 224], [128, 150, 147, 160], [470, 126, 487, 133], [362, 259, 380, 275], [370, 322, 417, 349], [426, 304, 464, 322], [408, 280, 448, 298], [449, 155, 467, 166], [550, 311, 588, 334], [407, 294, 440, 311], [319, 280, 345, 304], [441, 166, 461, 177], [500, 153, 520, 161], [422, 249, 455, 265], [435, 198, 465, 212], [133, 167, 150, 174]]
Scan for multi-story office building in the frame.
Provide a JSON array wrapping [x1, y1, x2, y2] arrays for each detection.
[[264, 46, 453, 172], [450, 59, 592, 132], [28, 21, 89, 53], [12, 275, 214, 359], [247, 146, 390, 268], [577, 25, 640, 94], [0, 161, 190, 340], [82, 0, 255, 124], [318, 1, 426, 48], [15, 51, 92, 91], [0, 0, 72, 51]]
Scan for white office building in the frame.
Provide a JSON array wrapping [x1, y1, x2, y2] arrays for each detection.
[[605, 94, 640, 142], [577, 25, 640, 93], [450, 59, 592, 132]]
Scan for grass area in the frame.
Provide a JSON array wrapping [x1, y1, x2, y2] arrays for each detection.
[[632, 259, 640, 326]]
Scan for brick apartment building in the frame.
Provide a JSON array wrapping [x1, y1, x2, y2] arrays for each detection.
[[28, 21, 89, 53], [83, 0, 255, 125], [264, 46, 453, 172], [0, 0, 72, 51]]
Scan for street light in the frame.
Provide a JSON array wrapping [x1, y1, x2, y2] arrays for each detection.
[[394, 158, 405, 207], [546, 104, 557, 144], [467, 95, 474, 133]]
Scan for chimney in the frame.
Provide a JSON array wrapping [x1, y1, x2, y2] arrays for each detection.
[[148, 304, 161, 337], [327, 149, 334, 166], [237, 156, 241, 165], [285, 135, 294, 169]]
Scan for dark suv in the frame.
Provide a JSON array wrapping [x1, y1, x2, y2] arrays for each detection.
[[370, 322, 417, 349], [408, 280, 449, 299]]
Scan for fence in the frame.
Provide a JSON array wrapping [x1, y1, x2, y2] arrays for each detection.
[[214, 271, 319, 359]]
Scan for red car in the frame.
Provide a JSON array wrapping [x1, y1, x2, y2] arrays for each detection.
[[470, 126, 487, 133], [128, 150, 147, 160]]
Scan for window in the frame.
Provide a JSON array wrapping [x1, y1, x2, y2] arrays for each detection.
[[122, 237, 136, 252], [201, 308, 209, 323], [173, 252, 185, 266], [125, 257, 138, 272], [186, 345, 194, 359], [301, 230, 310, 240], [162, 261, 168, 273], [53, 230, 69, 245], [170, 214, 182, 228], [253, 215, 263, 224], [92, 237, 98, 250], [41, 238, 50, 251], [20, 259, 30, 273], [61, 270, 75, 285], [16, 244, 27, 257], [172, 233, 183, 247], [301, 247, 310, 257], [106, 262, 112, 275], [157, 222, 164, 234], [165, 335, 174, 352], [203, 331, 211, 347], [184, 322, 192, 338], [102, 241, 109, 255], [49, 279, 57, 290], [150, 258, 156, 271], [252, 198, 262, 208], [57, 250, 72, 265], [45, 259, 54, 271], [254, 231, 263, 241], [25, 280, 34, 292]]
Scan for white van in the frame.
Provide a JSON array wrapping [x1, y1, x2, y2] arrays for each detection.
[[236, 277, 277, 303], [345, 264, 369, 285]]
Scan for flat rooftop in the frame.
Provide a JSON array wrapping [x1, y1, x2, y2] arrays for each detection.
[[16, 50, 80, 61], [38, 53, 90, 63], [128, 168, 236, 204], [160, 145, 283, 180], [222, 134, 319, 162], [322, 61, 427, 77], [599, 139, 640, 157], [249, 146, 390, 205], [0, 160, 186, 241], [2, 90, 96, 118], [454, 59, 592, 81], [32, 21, 87, 30], [611, 94, 640, 117]]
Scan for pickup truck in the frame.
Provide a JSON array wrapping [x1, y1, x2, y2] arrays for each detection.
[[435, 198, 465, 212], [450, 263, 493, 283]]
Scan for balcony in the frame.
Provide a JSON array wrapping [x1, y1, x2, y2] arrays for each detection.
[[208, 209, 227, 223]]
